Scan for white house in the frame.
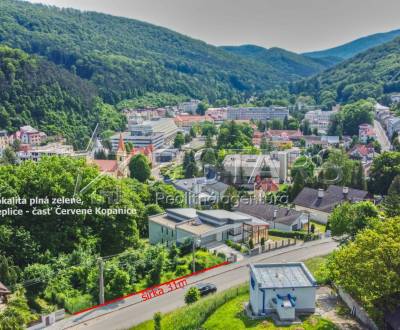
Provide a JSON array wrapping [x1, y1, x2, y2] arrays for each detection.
[[249, 263, 318, 321]]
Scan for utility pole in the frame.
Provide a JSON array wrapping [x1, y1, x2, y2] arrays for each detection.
[[98, 258, 105, 305], [192, 237, 201, 273]]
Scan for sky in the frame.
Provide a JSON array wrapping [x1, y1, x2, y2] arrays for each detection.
[[27, 0, 400, 53]]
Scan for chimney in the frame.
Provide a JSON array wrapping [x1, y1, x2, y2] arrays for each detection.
[[343, 186, 349, 199], [317, 189, 324, 199]]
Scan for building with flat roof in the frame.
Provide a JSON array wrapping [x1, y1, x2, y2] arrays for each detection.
[[303, 109, 337, 134], [148, 208, 268, 247], [17, 142, 74, 162], [249, 262, 317, 321], [111, 117, 178, 150], [227, 106, 289, 122]]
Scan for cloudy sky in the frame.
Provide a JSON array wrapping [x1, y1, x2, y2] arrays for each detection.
[[27, 0, 400, 53]]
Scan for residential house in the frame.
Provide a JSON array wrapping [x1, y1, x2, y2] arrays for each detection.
[[148, 208, 269, 247], [153, 148, 179, 163], [171, 177, 229, 207], [249, 263, 317, 321], [234, 200, 308, 232], [359, 124, 376, 143], [294, 185, 371, 224], [348, 144, 375, 162], [302, 135, 340, 148]]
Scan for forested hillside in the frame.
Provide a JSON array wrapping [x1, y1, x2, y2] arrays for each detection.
[[221, 45, 336, 78], [0, 45, 125, 148], [304, 29, 400, 60], [0, 0, 301, 104], [290, 37, 400, 105]]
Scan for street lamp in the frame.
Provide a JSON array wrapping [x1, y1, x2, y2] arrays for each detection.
[[192, 237, 202, 273]]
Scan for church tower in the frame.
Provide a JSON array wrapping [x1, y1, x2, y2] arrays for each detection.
[[116, 134, 127, 164]]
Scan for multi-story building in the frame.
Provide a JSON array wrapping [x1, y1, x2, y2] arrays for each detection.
[[303, 109, 337, 134], [174, 114, 213, 132], [16, 125, 47, 145], [359, 124, 376, 143], [205, 107, 228, 123], [111, 118, 178, 150], [17, 142, 74, 162], [178, 99, 201, 114], [387, 117, 400, 139], [124, 108, 167, 124], [227, 106, 289, 122]]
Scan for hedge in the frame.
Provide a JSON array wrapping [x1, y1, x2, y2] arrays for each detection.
[[269, 229, 319, 241]]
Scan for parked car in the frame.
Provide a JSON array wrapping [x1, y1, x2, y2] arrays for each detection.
[[194, 283, 217, 296]]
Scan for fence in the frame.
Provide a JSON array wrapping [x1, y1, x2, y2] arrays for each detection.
[[27, 309, 65, 330], [336, 286, 379, 330], [248, 238, 297, 256]]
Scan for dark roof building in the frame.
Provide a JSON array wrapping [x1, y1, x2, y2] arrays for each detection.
[[233, 200, 308, 232], [294, 185, 370, 213]]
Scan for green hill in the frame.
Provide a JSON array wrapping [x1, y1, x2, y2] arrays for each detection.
[[221, 45, 334, 78], [0, 45, 125, 148], [0, 0, 301, 104], [290, 36, 400, 104], [304, 29, 400, 60]]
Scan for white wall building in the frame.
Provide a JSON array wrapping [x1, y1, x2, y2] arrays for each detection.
[[303, 109, 337, 134], [227, 106, 289, 122], [249, 263, 317, 321]]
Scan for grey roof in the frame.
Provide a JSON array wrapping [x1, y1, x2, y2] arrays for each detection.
[[166, 208, 198, 220], [250, 263, 317, 289], [204, 181, 229, 194], [233, 201, 303, 226], [172, 178, 205, 192], [197, 209, 251, 222], [294, 185, 370, 213]]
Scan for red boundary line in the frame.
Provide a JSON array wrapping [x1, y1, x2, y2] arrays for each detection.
[[73, 261, 231, 315]]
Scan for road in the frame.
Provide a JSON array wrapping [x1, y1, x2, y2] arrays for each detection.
[[50, 239, 338, 330], [374, 119, 391, 151]]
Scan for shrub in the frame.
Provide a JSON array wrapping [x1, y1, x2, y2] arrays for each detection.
[[268, 229, 319, 241], [260, 237, 265, 246], [184, 287, 200, 305], [153, 312, 162, 330]]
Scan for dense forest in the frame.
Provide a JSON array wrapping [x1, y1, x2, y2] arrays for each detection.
[[290, 36, 400, 106], [0, 0, 302, 104], [0, 45, 125, 148], [221, 45, 336, 78]]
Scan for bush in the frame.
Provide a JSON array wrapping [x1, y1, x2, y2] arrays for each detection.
[[184, 287, 200, 305], [268, 229, 319, 241], [225, 240, 243, 252], [64, 294, 94, 314], [153, 312, 162, 330]]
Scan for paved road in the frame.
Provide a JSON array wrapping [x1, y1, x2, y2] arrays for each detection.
[[374, 119, 391, 151], [51, 239, 338, 330]]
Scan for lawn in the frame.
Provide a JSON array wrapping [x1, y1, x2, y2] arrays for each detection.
[[303, 255, 331, 285], [203, 294, 338, 330], [310, 221, 326, 234]]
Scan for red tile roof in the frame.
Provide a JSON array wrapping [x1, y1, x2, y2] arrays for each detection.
[[92, 160, 118, 172]]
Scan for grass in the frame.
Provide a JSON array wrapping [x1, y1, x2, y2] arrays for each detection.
[[160, 164, 184, 179], [203, 294, 338, 330], [267, 235, 285, 242], [303, 255, 331, 285]]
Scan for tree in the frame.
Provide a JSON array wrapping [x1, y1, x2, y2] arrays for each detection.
[[1, 147, 17, 165], [173, 132, 185, 149], [328, 201, 379, 241], [351, 161, 366, 190], [201, 149, 216, 166], [184, 287, 200, 305], [327, 217, 400, 313], [368, 151, 400, 195], [148, 252, 166, 286], [129, 154, 151, 183], [153, 312, 162, 330], [382, 175, 400, 217], [341, 100, 374, 136], [271, 119, 283, 130], [196, 102, 208, 115], [290, 171, 305, 201], [0, 287, 35, 329], [300, 120, 312, 135], [219, 186, 239, 211]]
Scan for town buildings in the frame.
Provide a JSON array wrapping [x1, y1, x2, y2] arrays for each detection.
[[205, 107, 228, 123], [174, 114, 213, 132], [148, 208, 269, 247], [0, 130, 11, 156], [227, 106, 289, 122], [178, 99, 201, 114], [358, 124, 376, 143], [111, 117, 178, 150], [348, 144, 375, 162], [303, 109, 338, 134], [16, 125, 47, 145], [375, 103, 400, 140], [17, 142, 75, 162], [249, 263, 317, 321], [294, 185, 371, 224]]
